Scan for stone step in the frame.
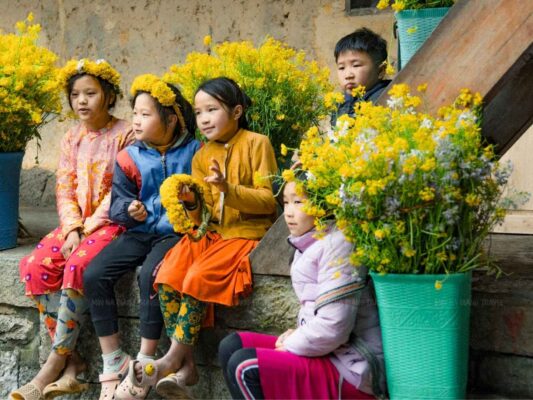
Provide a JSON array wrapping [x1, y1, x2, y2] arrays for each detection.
[[1, 208, 532, 398]]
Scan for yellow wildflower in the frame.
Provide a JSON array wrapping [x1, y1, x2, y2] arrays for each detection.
[[417, 83, 428, 93], [391, 0, 406, 12], [376, 0, 390, 10], [384, 61, 396, 76], [351, 85, 366, 98], [282, 169, 295, 182], [280, 143, 288, 156], [203, 34, 212, 47], [374, 229, 386, 240], [419, 187, 435, 202]]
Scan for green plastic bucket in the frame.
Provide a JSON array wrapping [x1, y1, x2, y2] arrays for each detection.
[[396, 7, 450, 69], [370, 271, 471, 399]]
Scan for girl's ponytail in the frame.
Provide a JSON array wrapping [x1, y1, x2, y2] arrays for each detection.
[[172, 86, 197, 135]]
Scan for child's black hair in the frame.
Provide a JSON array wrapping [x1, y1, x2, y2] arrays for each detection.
[[130, 84, 196, 137], [67, 73, 118, 111], [334, 27, 388, 68], [195, 77, 252, 130]]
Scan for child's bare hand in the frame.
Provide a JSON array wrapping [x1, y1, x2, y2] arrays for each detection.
[[61, 230, 81, 259], [275, 328, 295, 351], [290, 150, 302, 170], [128, 200, 147, 221], [178, 184, 197, 206], [204, 158, 228, 193]]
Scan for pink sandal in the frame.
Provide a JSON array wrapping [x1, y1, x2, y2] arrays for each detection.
[[113, 359, 159, 400], [98, 355, 131, 400]]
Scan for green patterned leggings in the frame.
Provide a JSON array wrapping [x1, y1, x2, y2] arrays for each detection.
[[158, 284, 207, 345]]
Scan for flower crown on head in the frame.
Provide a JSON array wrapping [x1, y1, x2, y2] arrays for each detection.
[[130, 74, 186, 133], [59, 58, 122, 95]]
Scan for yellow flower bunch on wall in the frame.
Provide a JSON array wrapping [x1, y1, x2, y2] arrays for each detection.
[[164, 37, 334, 163], [376, 0, 454, 11], [0, 13, 61, 152], [160, 174, 211, 241], [294, 84, 528, 275], [58, 58, 122, 95]]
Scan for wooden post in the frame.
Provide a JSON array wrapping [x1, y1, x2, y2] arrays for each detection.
[[378, 0, 533, 155]]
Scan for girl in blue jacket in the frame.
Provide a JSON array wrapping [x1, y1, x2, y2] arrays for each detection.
[[83, 74, 200, 400]]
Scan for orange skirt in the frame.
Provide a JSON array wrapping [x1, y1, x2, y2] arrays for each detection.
[[155, 231, 257, 326]]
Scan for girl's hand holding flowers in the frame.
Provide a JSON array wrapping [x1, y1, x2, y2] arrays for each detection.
[[204, 158, 228, 193], [178, 184, 198, 210], [128, 200, 147, 222]]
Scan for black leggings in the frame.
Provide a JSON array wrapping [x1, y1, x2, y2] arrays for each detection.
[[83, 231, 180, 339], [219, 332, 265, 399]]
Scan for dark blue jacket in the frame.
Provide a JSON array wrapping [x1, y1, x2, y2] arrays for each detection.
[[110, 134, 201, 234], [331, 80, 391, 126]]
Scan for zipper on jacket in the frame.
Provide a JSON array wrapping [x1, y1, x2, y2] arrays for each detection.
[[153, 153, 168, 235], [161, 154, 167, 178]]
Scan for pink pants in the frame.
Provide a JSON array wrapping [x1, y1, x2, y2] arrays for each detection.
[[238, 331, 375, 400]]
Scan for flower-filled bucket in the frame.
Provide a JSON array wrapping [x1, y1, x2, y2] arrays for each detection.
[[396, 7, 450, 69], [371, 271, 471, 399], [0, 152, 24, 250]]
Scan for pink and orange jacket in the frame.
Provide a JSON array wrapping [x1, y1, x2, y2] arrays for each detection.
[[55, 117, 134, 237]]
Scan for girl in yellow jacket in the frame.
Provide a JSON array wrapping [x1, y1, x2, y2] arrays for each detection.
[[121, 77, 278, 399]]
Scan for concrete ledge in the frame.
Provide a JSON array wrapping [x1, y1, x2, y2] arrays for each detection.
[[0, 207, 296, 398], [2, 208, 533, 398]]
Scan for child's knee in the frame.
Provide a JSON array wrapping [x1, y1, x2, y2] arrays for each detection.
[[227, 347, 257, 376], [82, 262, 103, 292], [218, 332, 244, 369]]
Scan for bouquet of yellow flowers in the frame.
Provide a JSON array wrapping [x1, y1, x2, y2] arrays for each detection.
[[164, 36, 333, 162], [377, 0, 454, 11], [290, 84, 527, 275], [0, 13, 61, 152]]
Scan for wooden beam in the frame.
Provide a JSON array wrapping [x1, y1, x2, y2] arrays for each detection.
[[378, 0, 533, 155]]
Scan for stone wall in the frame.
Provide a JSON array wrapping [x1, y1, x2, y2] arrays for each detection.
[[0, 208, 299, 397], [1, 0, 396, 172]]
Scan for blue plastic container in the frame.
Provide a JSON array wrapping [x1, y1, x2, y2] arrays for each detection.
[[0, 152, 24, 250]]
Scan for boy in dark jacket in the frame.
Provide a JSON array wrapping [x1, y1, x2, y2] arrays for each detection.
[[332, 27, 391, 126]]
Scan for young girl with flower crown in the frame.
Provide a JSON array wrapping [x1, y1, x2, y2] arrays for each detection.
[[124, 77, 278, 398], [13, 59, 134, 400], [219, 178, 387, 400], [82, 74, 201, 400]]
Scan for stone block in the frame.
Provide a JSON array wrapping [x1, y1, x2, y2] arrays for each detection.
[[0, 314, 36, 344], [0, 254, 35, 308], [19, 167, 55, 207], [250, 215, 293, 276], [474, 353, 533, 398], [217, 275, 298, 334], [0, 349, 19, 396], [470, 276, 533, 357]]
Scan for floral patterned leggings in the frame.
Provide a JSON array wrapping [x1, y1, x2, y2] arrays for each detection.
[[158, 284, 207, 345], [34, 289, 88, 355]]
